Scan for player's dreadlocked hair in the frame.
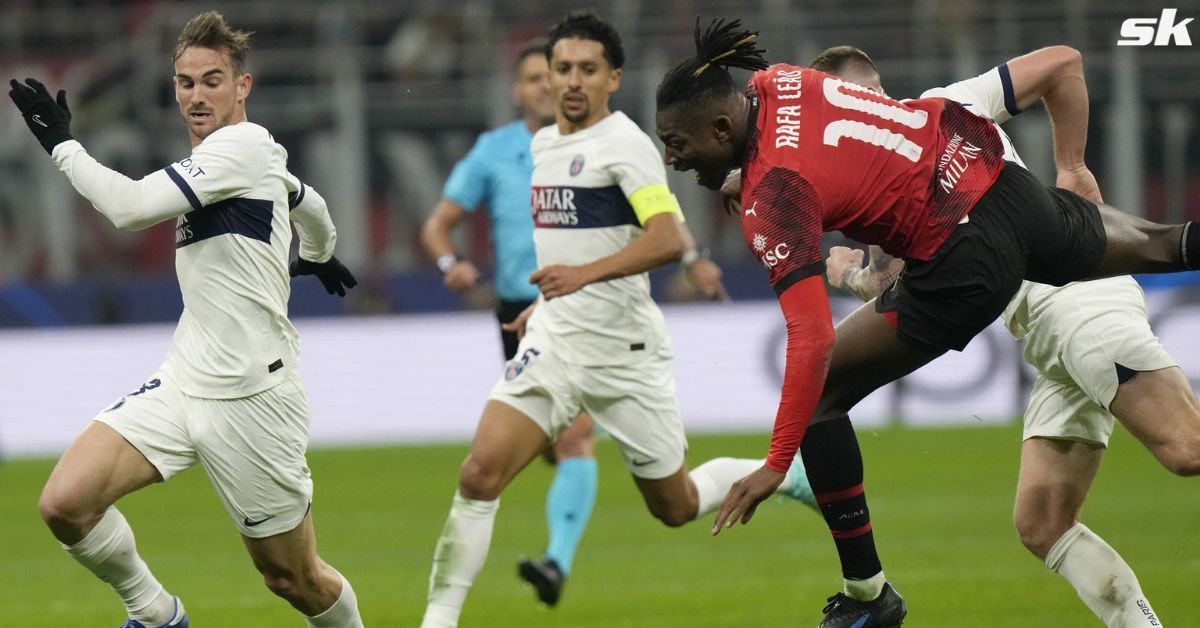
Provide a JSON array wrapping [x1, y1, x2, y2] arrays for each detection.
[[174, 10, 253, 75], [546, 10, 625, 70], [656, 18, 768, 112]]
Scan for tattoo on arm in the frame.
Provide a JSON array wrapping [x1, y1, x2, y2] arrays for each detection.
[[867, 245, 894, 274]]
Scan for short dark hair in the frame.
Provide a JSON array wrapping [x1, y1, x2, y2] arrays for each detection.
[[513, 38, 548, 73], [545, 10, 625, 70], [656, 18, 768, 112], [174, 10, 252, 75], [809, 45, 878, 77]]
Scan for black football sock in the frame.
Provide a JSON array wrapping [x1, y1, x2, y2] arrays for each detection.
[[800, 417, 883, 580]]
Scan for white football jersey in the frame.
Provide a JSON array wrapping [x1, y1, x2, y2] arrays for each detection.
[[527, 112, 676, 366], [920, 66, 1140, 341], [54, 122, 336, 398]]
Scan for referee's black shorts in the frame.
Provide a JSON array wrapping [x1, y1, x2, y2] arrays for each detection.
[[877, 161, 1107, 352], [496, 298, 535, 361]]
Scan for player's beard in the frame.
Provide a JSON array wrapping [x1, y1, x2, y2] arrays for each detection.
[[695, 165, 731, 191], [560, 94, 589, 125]]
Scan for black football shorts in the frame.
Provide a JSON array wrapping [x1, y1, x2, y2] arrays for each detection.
[[878, 161, 1107, 352]]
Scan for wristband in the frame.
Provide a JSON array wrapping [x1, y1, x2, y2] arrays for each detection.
[[436, 253, 458, 273], [681, 247, 710, 267]]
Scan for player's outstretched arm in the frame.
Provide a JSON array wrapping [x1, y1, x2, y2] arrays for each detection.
[[531, 212, 685, 299], [9, 78, 195, 231], [712, 275, 835, 535]]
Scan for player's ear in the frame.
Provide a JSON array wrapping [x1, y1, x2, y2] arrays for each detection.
[[713, 113, 734, 144], [237, 72, 253, 103], [608, 67, 621, 94]]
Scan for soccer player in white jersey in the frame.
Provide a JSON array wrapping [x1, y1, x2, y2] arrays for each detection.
[[419, 11, 810, 627], [810, 45, 1200, 626], [8, 11, 363, 628]]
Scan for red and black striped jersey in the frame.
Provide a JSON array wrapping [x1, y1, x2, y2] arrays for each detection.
[[739, 64, 1006, 294]]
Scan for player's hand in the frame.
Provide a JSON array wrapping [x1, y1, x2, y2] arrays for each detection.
[[685, 258, 730, 302], [720, 168, 742, 215], [500, 302, 536, 340], [711, 465, 785, 536], [290, 256, 358, 297], [530, 264, 591, 300], [8, 78, 73, 155], [443, 260, 480, 293], [1056, 165, 1103, 204], [826, 246, 865, 290]]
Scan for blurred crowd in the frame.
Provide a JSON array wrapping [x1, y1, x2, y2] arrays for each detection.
[[0, 0, 1196, 325]]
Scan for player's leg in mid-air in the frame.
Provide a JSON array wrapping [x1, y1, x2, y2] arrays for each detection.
[[38, 378, 191, 627], [574, 348, 814, 534]]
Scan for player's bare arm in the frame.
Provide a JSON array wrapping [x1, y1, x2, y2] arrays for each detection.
[[531, 211, 686, 299], [1005, 46, 1095, 195], [421, 198, 481, 293]]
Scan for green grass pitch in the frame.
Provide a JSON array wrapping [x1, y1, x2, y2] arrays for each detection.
[[1, 425, 1196, 625]]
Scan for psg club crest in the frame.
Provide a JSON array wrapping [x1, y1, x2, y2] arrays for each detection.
[[504, 360, 524, 380], [569, 154, 585, 176]]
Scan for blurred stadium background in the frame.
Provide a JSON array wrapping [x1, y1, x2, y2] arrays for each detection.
[[0, 0, 1197, 625]]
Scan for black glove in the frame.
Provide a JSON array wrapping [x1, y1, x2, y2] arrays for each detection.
[[290, 256, 358, 297], [8, 78, 73, 155]]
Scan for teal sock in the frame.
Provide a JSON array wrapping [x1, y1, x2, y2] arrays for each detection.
[[543, 457, 598, 576]]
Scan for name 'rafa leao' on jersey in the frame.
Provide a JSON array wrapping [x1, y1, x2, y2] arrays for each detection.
[[739, 64, 1007, 294], [527, 111, 684, 366]]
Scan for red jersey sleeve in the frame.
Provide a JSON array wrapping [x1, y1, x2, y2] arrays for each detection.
[[740, 167, 826, 295], [766, 275, 835, 472]]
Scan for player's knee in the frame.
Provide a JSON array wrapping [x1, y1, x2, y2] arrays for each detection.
[[260, 565, 322, 603], [647, 502, 692, 528], [1013, 500, 1073, 558], [458, 457, 505, 500], [1156, 443, 1200, 477], [37, 486, 91, 532]]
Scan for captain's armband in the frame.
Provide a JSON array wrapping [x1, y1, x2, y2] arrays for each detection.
[[629, 184, 683, 225]]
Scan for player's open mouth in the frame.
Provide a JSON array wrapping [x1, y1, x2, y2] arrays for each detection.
[[189, 111, 211, 121]]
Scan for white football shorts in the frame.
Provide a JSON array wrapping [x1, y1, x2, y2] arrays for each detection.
[[489, 328, 687, 479], [1021, 279, 1175, 446], [94, 368, 313, 538]]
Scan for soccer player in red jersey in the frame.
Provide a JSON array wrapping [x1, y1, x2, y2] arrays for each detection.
[[654, 19, 1200, 628]]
